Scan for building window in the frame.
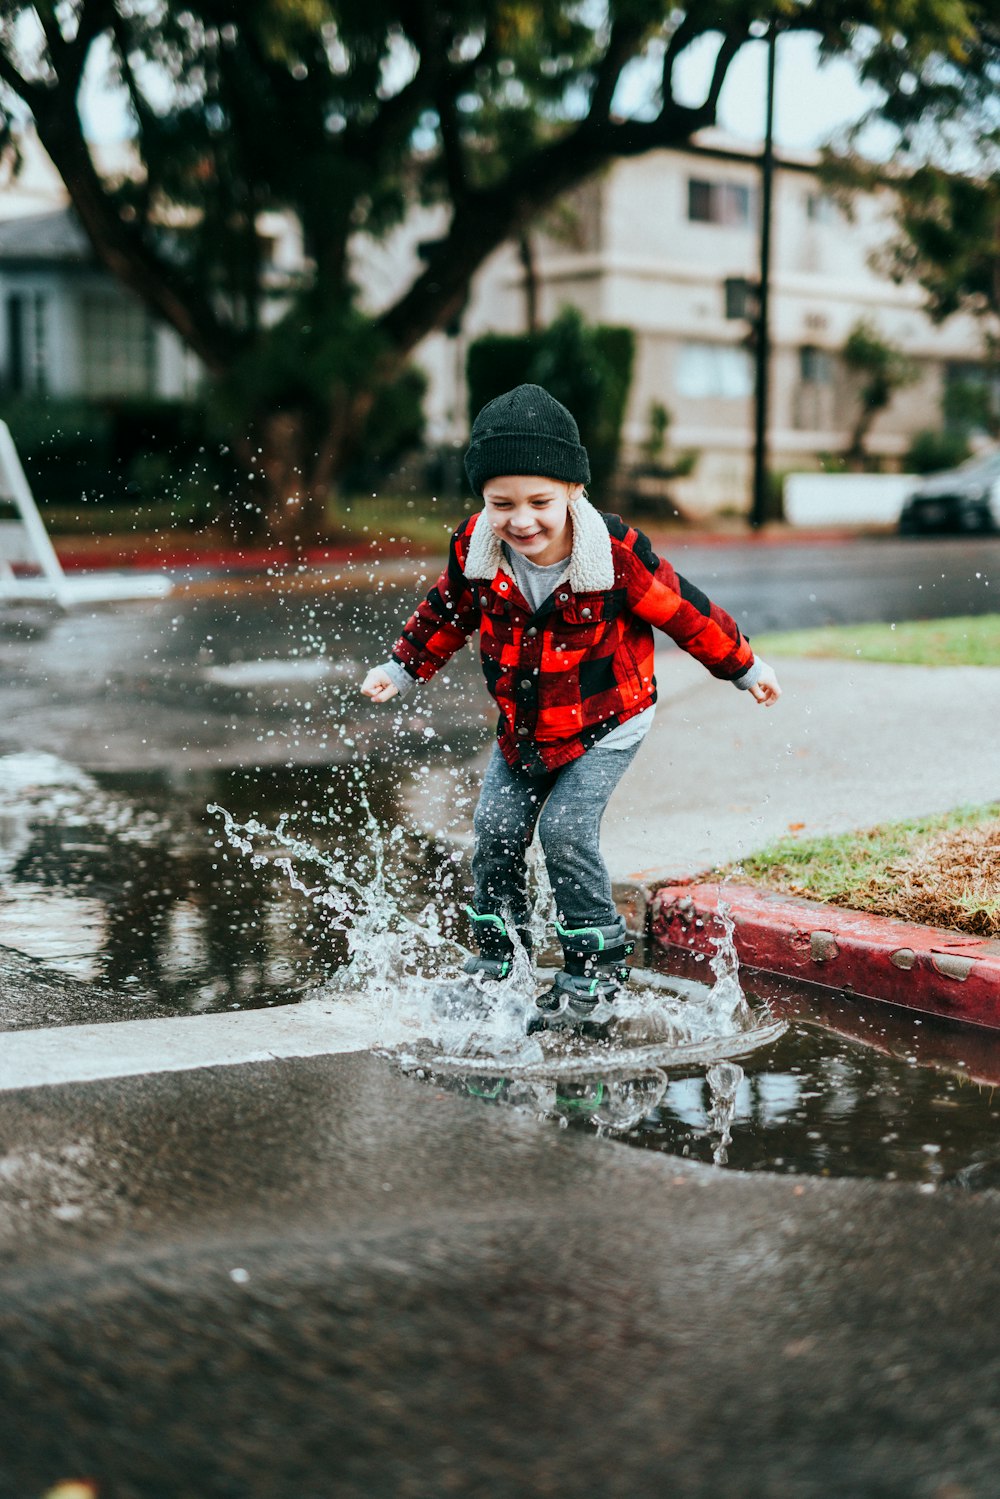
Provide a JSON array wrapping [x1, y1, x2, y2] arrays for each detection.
[[688, 178, 756, 227], [676, 342, 753, 399], [800, 345, 835, 385], [724, 277, 758, 321], [805, 191, 838, 225], [5, 292, 49, 395], [79, 292, 156, 398]]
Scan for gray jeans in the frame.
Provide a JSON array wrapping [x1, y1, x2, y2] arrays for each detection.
[[471, 740, 641, 930]]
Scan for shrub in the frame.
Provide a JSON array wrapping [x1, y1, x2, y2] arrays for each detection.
[[466, 307, 635, 496], [0, 395, 237, 514], [905, 429, 972, 475]]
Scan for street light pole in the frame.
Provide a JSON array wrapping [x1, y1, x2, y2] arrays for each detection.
[[750, 21, 777, 530]]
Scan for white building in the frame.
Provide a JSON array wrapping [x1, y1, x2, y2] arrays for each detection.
[[0, 206, 202, 401], [415, 132, 994, 515]]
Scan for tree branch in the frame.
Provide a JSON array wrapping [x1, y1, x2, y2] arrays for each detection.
[[661, 13, 702, 101], [703, 28, 748, 117], [587, 17, 647, 124], [31, 104, 242, 371], [70, 0, 119, 79], [379, 102, 708, 359], [0, 43, 46, 109]]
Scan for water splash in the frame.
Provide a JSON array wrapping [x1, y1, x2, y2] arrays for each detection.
[[209, 791, 780, 1133], [706, 1061, 745, 1166], [208, 777, 545, 1059]]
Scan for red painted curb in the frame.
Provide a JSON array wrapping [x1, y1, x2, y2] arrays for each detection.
[[52, 538, 425, 574], [652, 882, 1000, 1031], [43, 526, 866, 575]]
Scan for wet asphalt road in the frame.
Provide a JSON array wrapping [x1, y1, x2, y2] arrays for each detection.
[[4, 533, 1000, 1496], [4, 1051, 1000, 1498]]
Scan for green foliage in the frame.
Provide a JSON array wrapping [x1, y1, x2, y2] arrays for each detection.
[[640, 401, 671, 467], [824, 14, 1000, 382], [905, 428, 972, 473], [753, 614, 1000, 668], [842, 319, 919, 464], [213, 301, 386, 429], [843, 320, 918, 410], [885, 169, 1000, 325], [1, 395, 235, 513], [342, 365, 429, 491], [466, 307, 634, 495]]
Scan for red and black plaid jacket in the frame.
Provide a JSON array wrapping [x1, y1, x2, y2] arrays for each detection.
[[391, 510, 755, 774]]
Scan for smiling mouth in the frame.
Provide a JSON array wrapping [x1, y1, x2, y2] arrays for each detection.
[[509, 531, 542, 542]]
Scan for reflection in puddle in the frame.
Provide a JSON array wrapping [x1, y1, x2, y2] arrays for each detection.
[[619, 1016, 1000, 1186], [0, 748, 430, 1014], [413, 1006, 1000, 1187]]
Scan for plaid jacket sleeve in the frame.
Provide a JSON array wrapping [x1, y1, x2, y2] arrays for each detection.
[[389, 524, 481, 683], [621, 525, 755, 682]]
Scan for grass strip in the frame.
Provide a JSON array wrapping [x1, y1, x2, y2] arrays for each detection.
[[722, 803, 1000, 937], [754, 614, 1000, 668]]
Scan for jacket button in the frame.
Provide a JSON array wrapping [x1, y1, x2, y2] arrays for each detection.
[[557, 592, 568, 602], [581, 607, 592, 618], [480, 595, 488, 606], [517, 726, 529, 737], [499, 581, 509, 591], [526, 626, 538, 637], [520, 678, 532, 690]]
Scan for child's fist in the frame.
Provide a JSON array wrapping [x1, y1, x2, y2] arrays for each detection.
[[748, 659, 781, 707], [361, 666, 400, 703]]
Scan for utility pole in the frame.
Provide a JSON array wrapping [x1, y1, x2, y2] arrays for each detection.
[[750, 21, 777, 530]]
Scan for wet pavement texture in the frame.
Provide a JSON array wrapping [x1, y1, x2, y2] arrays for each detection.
[[4, 1051, 1000, 1499]]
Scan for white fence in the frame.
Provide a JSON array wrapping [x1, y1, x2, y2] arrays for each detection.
[[783, 472, 915, 528]]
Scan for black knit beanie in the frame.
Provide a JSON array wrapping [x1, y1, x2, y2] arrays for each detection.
[[464, 383, 590, 495]]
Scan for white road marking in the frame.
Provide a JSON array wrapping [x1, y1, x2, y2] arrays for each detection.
[[0, 999, 384, 1093]]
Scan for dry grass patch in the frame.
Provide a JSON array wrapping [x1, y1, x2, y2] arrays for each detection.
[[854, 819, 1000, 936], [731, 806, 1000, 937]]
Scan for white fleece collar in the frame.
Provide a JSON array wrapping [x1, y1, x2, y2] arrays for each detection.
[[462, 493, 615, 592]]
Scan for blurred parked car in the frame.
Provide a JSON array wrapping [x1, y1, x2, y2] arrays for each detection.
[[898, 450, 1000, 534]]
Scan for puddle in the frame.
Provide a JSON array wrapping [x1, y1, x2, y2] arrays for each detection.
[[0, 750, 437, 1015], [613, 1008, 1000, 1186], [5, 744, 1000, 1189]]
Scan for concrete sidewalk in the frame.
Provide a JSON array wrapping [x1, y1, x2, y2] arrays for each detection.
[[606, 650, 1000, 888]]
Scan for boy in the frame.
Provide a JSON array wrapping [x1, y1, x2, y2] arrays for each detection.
[[361, 383, 781, 1033]]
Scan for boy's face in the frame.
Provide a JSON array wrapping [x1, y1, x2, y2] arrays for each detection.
[[482, 475, 582, 567]]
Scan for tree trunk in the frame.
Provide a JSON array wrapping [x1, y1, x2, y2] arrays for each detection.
[[518, 232, 540, 334], [228, 386, 382, 549], [258, 411, 316, 549]]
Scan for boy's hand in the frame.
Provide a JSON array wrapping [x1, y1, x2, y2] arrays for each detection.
[[361, 666, 400, 703], [748, 659, 781, 707]]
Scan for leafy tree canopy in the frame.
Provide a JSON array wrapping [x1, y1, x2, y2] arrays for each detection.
[[824, 12, 999, 328], [0, 0, 990, 525]]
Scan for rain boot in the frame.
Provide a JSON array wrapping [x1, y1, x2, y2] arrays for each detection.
[[527, 917, 634, 1038], [433, 907, 532, 1019]]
